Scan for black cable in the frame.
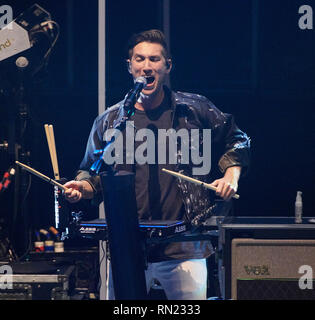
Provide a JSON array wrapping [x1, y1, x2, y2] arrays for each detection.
[[14, 174, 32, 261], [29, 20, 60, 78], [15, 228, 32, 262], [20, 173, 32, 209]]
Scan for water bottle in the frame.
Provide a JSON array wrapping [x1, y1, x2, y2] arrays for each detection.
[[295, 191, 303, 223]]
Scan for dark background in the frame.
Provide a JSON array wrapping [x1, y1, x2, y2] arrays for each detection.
[[0, 0, 314, 254]]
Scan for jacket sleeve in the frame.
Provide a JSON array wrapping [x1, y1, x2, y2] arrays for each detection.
[[217, 113, 251, 175], [75, 116, 105, 205], [202, 100, 251, 175]]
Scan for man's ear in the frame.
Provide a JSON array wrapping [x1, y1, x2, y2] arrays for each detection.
[[166, 58, 172, 72], [126, 59, 132, 74]]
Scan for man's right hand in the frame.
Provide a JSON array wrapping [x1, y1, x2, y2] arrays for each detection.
[[63, 180, 94, 203]]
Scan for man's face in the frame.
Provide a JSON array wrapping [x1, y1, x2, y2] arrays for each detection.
[[128, 41, 171, 98]]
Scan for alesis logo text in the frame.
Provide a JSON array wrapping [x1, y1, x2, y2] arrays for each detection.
[[175, 225, 186, 233], [79, 226, 96, 234]]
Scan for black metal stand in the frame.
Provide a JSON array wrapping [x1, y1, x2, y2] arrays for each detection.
[[89, 85, 149, 299], [89, 88, 138, 176], [8, 67, 32, 257], [100, 170, 147, 300]]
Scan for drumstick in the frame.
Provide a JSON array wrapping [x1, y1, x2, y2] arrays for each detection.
[[48, 124, 60, 180], [162, 168, 240, 199], [15, 161, 67, 191], [44, 124, 60, 180], [44, 124, 57, 177]]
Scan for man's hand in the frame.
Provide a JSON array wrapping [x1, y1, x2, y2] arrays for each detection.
[[63, 180, 94, 203], [210, 166, 241, 201]]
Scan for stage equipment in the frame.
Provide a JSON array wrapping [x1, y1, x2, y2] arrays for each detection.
[[0, 140, 8, 151], [70, 210, 223, 299], [12, 162, 148, 299], [0, 262, 75, 300], [0, 3, 60, 258], [0, 19, 31, 62], [27, 248, 100, 300], [0, 167, 15, 194], [100, 171, 147, 300], [0, 3, 59, 70], [87, 78, 149, 300], [219, 216, 315, 300], [72, 218, 189, 241], [44, 124, 62, 229], [123, 76, 147, 111]]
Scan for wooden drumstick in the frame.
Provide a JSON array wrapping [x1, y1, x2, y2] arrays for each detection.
[[44, 124, 56, 177], [15, 161, 67, 191], [162, 168, 240, 199], [48, 124, 60, 180], [44, 124, 60, 180]]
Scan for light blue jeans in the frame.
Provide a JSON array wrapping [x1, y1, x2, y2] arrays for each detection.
[[108, 258, 208, 300]]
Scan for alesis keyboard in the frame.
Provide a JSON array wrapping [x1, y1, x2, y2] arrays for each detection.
[[76, 219, 189, 240]]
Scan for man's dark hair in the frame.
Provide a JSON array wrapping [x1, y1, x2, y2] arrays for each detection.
[[126, 29, 171, 62]]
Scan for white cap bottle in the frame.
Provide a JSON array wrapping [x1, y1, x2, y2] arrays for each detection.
[[295, 191, 303, 223]]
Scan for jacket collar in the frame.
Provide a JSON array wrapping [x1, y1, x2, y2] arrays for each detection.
[[113, 86, 184, 129]]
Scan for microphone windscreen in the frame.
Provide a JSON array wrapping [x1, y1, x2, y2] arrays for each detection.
[[135, 76, 147, 86]]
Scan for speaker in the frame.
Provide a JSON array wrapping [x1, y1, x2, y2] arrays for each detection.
[[230, 238, 315, 300], [218, 216, 315, 299]]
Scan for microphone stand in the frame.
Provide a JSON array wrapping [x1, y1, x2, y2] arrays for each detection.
[[90, 90, 148, 300], [89, 88, 137, 176], [10, 59, 32, 258]]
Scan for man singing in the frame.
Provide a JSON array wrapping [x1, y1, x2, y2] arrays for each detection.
[[64, 29, 250, 300]]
